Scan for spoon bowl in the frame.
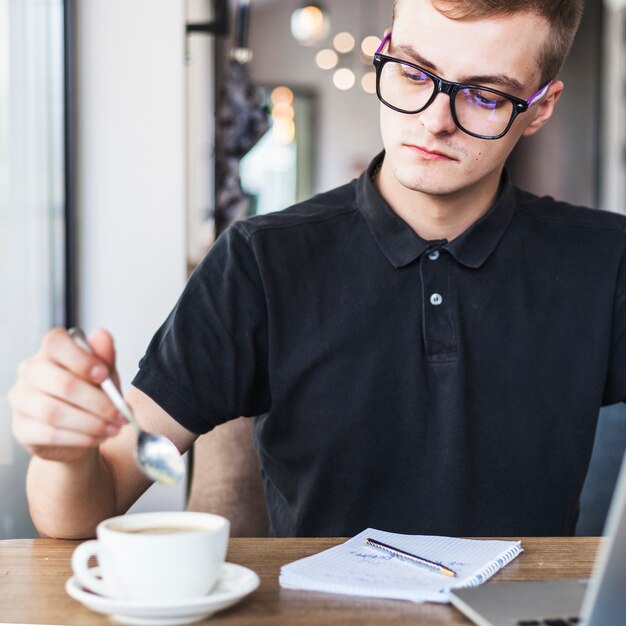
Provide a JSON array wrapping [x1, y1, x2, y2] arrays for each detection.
[[136, 432, 185, 486], [68, 328, 185, 486]]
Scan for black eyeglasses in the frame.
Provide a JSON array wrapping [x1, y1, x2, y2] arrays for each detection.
[[373, 33, 552, 140]]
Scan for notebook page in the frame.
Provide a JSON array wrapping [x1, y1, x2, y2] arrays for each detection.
[[280, 528, 522, 603]]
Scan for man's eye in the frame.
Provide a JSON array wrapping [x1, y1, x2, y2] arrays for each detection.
[[464, 89, 505, 109], [399, 64, 429, 83]]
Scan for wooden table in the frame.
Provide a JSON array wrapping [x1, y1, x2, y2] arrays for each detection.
[[0, 537, 600, 625]]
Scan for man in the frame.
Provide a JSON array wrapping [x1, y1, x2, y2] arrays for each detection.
[[10, 0, 615, 540]]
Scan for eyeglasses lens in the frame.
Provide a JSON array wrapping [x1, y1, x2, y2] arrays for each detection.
[[379, 61, 434, 113], [379, 60, 515, 138], [454, 88, 514, 138]]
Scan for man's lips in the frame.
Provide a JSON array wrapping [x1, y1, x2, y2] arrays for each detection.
[[405, 143, 456, 161]]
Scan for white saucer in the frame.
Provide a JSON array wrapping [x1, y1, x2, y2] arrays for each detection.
[[65, 563, 260, 626]]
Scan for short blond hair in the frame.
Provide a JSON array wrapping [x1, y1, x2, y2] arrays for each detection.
[[392, 0, 584, 85]]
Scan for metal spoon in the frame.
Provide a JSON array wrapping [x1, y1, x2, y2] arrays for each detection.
[[68, 327, 185, 486]]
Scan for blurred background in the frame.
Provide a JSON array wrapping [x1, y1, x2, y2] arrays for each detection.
[[1, 0, 624, 538]]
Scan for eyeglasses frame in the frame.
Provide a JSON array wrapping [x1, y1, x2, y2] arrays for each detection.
[[373, 32, 552, 140]]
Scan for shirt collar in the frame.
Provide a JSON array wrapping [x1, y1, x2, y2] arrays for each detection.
[[356, 152, 516, 269]]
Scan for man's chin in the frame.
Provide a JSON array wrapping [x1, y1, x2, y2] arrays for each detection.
[[393, 167, 463, 198]]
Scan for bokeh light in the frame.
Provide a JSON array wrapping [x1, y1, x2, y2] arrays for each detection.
[[333, 68, 356, 90], [315, 48, 339, 70], [361, 35, 381, 58], [290, 5, 330, 46], [333, 31, 355, 54]]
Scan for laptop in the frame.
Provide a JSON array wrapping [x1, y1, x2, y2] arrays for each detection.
[[450, 451, 626, 626]]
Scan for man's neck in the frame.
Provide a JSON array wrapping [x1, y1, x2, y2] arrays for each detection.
[[374, 159, 503, 242]]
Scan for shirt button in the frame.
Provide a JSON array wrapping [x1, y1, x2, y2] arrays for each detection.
[[430, 293, 443, 306], [428, 250, 440, 261]]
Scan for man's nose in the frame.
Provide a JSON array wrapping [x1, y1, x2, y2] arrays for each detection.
[[418, 92, 457, 136]]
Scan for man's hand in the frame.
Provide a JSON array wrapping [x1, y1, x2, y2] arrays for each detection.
[[9, 327, 128, 464]]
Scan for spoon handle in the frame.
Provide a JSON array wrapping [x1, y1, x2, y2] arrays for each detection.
[[68, 327, 139, 432]]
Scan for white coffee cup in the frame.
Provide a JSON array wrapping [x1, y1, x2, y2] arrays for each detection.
[[71, 511, 230, 602]]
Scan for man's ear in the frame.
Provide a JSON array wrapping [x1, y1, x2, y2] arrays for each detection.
[[522, 80, 564, 137]]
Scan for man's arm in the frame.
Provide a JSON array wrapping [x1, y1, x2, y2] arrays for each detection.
[[10, 329, 198, 539]]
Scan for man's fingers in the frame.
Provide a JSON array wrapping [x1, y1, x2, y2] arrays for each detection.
[[9, 327, 126, 467], [19, 359, 125, 426], [89, 328, 121, 387], [39, 327, 112, 384], [12, 412, 108, 450], [87, 328, 117, 370], [10, 388, 123, 439]]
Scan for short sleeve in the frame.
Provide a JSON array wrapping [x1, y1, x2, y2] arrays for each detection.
[[132, 224, 270, 434]]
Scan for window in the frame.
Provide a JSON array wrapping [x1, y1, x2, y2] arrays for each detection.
[[0, 0, 66, 538]]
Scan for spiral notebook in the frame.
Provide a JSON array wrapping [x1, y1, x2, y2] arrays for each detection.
[[280, 528, 522, 603]]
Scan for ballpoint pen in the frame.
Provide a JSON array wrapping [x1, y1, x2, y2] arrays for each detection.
[[364, 537, 458, 577]]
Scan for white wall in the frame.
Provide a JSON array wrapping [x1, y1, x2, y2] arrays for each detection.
[[247, 0, 392, 193], [75, 0, 188, 511]]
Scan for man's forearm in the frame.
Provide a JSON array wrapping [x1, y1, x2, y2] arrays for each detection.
[[26, 450, 118, 539]]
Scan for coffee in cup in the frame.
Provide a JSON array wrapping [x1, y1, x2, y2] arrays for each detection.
[[71, 511, 230, 602]]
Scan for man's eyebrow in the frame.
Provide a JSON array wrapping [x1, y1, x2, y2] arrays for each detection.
[[389, 42, 525, 93], [390, 42, 439, 72], [461, 73, 525, 93]]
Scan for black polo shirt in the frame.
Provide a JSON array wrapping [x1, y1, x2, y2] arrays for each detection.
[[133, 152, 626, 537]]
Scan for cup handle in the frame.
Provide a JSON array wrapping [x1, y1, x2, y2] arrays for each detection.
[[71, 539, 112, 597]]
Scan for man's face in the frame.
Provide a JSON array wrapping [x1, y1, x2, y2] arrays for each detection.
[[380, 0, 558, 200]]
